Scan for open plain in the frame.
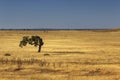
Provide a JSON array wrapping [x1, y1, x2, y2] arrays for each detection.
[[0, 30, 120, 80]]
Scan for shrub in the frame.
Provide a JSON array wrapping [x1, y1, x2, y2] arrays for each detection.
[[4, 53, 11, 56]]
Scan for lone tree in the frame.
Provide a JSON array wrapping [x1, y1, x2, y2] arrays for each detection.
[[19, 36, 44, 52]]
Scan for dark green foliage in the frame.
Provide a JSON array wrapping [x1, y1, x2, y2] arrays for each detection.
[[19, 36, 29, 47], [19, 36, 44, 52]]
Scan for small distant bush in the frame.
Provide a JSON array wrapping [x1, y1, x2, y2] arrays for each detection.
[[44, 54, 50, 56], [4, 53, 11, 56]]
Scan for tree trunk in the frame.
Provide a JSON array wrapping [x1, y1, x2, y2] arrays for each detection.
[[38, 45, 41, 52]]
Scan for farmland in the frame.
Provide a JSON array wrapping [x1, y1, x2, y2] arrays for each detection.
[[0, 30, 120, 80]]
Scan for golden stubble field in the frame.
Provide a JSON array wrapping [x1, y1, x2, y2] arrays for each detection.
[[0, 30, 120, 80]]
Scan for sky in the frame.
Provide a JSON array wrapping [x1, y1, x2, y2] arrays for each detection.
[[0, 0, 120, 29]]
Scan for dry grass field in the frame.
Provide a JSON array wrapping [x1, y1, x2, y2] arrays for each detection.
[[0, 30, 120, 80]]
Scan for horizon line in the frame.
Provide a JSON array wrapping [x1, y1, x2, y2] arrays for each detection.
[[0, 28, 114, 31]]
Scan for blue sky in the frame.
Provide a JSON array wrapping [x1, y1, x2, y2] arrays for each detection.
[[0, 0, 120, 29]]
